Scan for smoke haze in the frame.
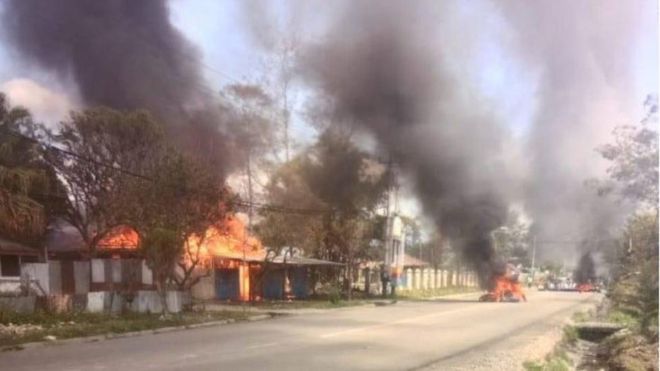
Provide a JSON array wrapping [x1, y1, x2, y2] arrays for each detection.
[[244, 0, 654, 277], [2, 0, 652, 276], [296, 2, 515, 286], [497, 0, 652, 262], [1, 0, 237, 174]]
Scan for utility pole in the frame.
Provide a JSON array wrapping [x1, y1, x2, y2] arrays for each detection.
[[383, 158, 403, 298], [531, 235, 537, 282]]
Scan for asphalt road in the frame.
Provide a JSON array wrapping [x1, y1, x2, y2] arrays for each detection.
[[2, 291, 599, 371]]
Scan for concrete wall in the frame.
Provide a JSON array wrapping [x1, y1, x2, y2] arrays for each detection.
[[86, 290, 184, 314], [141, 260, 153, 285], [191, 272, 215, 300], [48, 260, 62, 295], [91, 259, 105, 283], [397, 268, 479, 291], [0, 296, 36, 313], [111, 260, 122, 283], [0, 277, 21, 294], [22, 263, 50, 295], [73, 261, 90, 294]]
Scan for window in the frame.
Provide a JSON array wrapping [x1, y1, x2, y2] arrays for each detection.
[[0, 255, 20, 277]]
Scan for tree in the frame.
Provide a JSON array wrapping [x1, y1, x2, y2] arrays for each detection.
[[43, 107, 165, 253], [222, 83, 277, 228], [125, 149, 231, 309], [0, 93, 64, 246], [491, 211, 531, 267], [596, 95, 658, 209], [596, 96, 659, 338], [255, 157, 325, 250], [256, 128, 388, 299], [140, 228, 181, 314], [608, 213, 658, 336]]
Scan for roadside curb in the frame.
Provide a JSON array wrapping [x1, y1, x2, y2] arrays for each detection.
[[262, 300, 400, 315], [1, 313, 274, 352]]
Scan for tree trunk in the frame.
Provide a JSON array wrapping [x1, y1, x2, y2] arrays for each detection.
[[156, 275, 169, 315]]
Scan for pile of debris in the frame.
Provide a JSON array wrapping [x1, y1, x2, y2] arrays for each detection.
[[0, 322, 43, 339]]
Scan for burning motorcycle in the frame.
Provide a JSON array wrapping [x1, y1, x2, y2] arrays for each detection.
[[479, 265, 527, 302]]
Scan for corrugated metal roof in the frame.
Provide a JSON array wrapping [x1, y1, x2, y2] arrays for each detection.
[[0, 236, 40, 256], [212, 252, 343, 267], [268, 255, 344, 266]]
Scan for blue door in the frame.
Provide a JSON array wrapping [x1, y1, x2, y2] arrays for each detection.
[[216, 269, 239, 300], [263, 269, 284, 300], [291, 267, 308, 299]]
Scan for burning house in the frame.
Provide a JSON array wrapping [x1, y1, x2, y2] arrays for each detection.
[[43, 215, 342, 303], [185, 217, 343, 302]]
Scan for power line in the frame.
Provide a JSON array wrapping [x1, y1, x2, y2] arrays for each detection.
[[3, 129, 329, 216]]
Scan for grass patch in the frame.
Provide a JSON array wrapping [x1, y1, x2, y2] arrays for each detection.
[[0, 309, 251, 347], [562, 325, 579, 345], [523, 346, 572, 371], [396, 287, 479, 300], [523, 354, 571, 371], [523, 323, 577, 371], [571, 310, 591, 323], [606, 309, 640, 330]]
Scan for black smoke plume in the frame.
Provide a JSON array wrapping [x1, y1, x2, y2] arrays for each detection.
[[297, 2, 513, 287], [1, 0, 236, 175], [574, 252, 596, 285]]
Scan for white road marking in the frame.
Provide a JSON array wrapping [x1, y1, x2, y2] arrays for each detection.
[[245, 342, 279, 349], [320, 304, 486, 339]]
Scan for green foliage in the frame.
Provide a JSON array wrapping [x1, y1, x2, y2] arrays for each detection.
[[140, 228, 182, 281], [0, 93, 64, 245], [571, 311, 590, 323], [256, 128, 388, 262], [328, 283, 342, 304], [126, 149, 230, 291], [491, 210, 531, 266], [44, 106, 166, 250], [596, 97, 659, 341], [256, 129, 389, 298], [523, 357, 571, 371], [0, 308, 250, 347], [607, 212, 659, 338], [523, 328, 574, 371], [607, 310, 640, 329], [596, 95, 658, 207], [562, 325, 578, 345], [41, 106, 230, 291]]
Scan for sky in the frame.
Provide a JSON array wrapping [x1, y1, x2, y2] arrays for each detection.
[[0, 0, 655, 134], [0, 0, 657, 237]]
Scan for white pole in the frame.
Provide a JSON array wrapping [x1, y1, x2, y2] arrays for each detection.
[[531, 236, 537, 279]]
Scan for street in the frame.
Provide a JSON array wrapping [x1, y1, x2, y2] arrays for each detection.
[[2, 291, 599, 371]]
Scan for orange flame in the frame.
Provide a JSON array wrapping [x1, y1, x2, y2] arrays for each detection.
[[97, 225, 139, 249], [95, 216, 263, 260], [186, 216, 264, 261], [186, 216, 264, 302], [480, 273, 527, 302]]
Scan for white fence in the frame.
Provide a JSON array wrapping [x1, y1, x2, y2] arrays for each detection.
[[399, 268, 478, 291]]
